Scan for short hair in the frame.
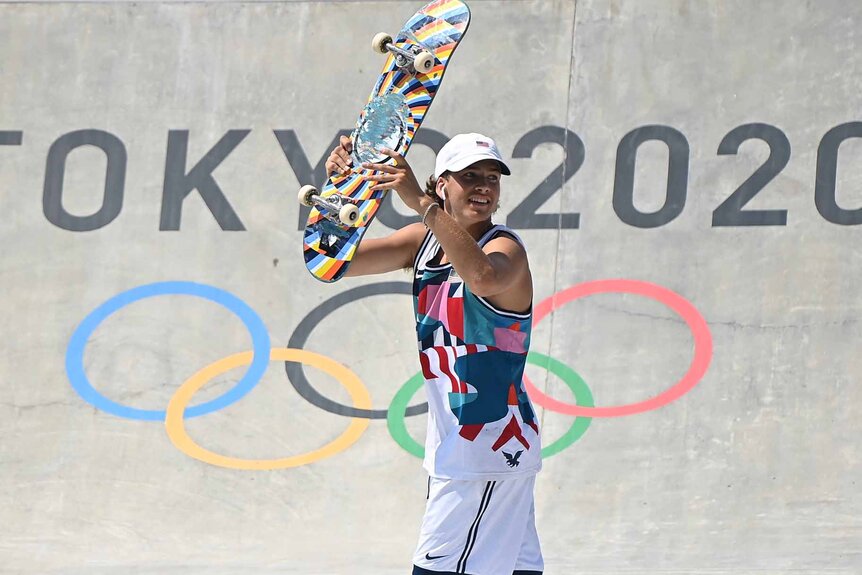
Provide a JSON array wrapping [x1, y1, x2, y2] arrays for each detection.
[[423, 174, 445, 208]]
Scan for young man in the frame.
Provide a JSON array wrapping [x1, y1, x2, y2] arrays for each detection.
[[326, 133, 543, 575]]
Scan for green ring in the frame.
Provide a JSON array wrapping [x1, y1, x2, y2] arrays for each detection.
[[387, 351, 594, 459]]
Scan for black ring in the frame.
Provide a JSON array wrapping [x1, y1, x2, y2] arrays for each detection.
[[285, 281, 429, 419]]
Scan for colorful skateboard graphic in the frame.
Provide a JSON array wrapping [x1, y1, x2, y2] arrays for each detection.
[[299, 0, 471, 282]]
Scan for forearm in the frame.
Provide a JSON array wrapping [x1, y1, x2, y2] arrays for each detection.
[[420, 200, 504, 295]]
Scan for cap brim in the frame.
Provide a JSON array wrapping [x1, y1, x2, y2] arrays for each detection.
[[435, 152, 511, 178]]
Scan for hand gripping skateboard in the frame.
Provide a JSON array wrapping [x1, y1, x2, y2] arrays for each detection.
[[299, 0, 471, 282]]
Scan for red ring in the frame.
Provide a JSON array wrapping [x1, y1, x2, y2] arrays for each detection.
[[526, 279, 712, 418]]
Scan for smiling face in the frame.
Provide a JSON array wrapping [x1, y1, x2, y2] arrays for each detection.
[[437, 159, 503, 235]]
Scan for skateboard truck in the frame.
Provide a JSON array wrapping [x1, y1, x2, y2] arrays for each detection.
[[298, 185, 360, 226], [372, 32, 436, 74]]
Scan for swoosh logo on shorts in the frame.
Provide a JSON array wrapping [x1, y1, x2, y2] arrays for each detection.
[[425, 553, 446, 560]]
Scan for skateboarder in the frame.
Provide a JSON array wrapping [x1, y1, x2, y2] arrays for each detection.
[[326, 133, 544, 575]]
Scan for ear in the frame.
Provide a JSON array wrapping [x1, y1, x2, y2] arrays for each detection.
[[436, 179, 447, 201]]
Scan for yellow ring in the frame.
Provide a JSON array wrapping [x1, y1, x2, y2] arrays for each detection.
[[165, 348, 371, 470]]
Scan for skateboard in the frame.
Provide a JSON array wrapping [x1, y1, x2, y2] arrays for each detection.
[[299, 0, 471, 282]]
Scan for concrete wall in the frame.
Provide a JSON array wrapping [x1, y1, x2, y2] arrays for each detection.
[[1, 0, 860, 573]]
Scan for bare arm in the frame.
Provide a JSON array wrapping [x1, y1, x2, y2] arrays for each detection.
[[343, 222, 426, 277], [421, 204, 532, 311], [361, 149, 532, 311]]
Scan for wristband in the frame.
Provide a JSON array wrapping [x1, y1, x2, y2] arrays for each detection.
[[421, 202, 439, 228]]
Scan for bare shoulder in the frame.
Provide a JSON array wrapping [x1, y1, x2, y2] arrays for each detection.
[[481, 233, 533, 313], [483, 233, 529, 263]]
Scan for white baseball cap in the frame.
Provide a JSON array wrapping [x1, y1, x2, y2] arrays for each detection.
[[433, 133, 511, 178]]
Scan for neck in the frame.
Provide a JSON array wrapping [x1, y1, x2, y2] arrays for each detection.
[[464, 219, 495, 241], [442, 204, 495, 240]]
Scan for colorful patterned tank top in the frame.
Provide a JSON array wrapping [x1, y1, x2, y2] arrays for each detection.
[[412, 224, 541, 480]]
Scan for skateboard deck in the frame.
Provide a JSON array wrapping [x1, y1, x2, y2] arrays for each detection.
[[300, 0, 471, 283]]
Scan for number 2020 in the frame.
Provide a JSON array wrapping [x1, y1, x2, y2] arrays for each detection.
[[401, 122, 861, 230]]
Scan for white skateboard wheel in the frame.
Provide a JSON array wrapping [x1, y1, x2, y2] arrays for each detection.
[[338, 203, 360, 226], [298, 185, 318, 207], [372, 32, 393, 54], [414, 51, 435, 74]]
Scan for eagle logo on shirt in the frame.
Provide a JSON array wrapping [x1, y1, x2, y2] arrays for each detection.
[[503, 450, 523, 468]]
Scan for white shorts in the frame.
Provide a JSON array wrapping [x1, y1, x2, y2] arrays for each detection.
[[412, 475, 543, 575]]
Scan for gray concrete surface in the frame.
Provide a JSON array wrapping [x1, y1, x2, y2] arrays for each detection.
[[1, 0, 860, 573]]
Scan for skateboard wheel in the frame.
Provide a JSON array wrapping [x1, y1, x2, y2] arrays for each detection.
[[372, 32, 393, 54], [298, 185, 317, 207], [413, 51, 435, 74], [338, 203, 360, 226]]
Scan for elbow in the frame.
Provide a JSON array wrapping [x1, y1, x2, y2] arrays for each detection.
[[465, 267, 505, 297]]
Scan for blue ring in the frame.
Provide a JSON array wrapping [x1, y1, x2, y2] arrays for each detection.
[[65, 281, 270, 421]]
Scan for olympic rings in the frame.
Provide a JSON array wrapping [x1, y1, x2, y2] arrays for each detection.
[[285, 282, 428, 419], [165, 348, 371, 470], [65, 281, 271, 421], [66, 278, 711, 469], [386, 352, 595, 459], [524, 279, 713, 418]]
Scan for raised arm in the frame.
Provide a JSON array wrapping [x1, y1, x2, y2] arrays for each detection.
[[361, 148, 532, 312]]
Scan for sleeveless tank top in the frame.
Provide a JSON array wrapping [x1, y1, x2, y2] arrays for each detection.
[[412, 224, 541, 480]]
